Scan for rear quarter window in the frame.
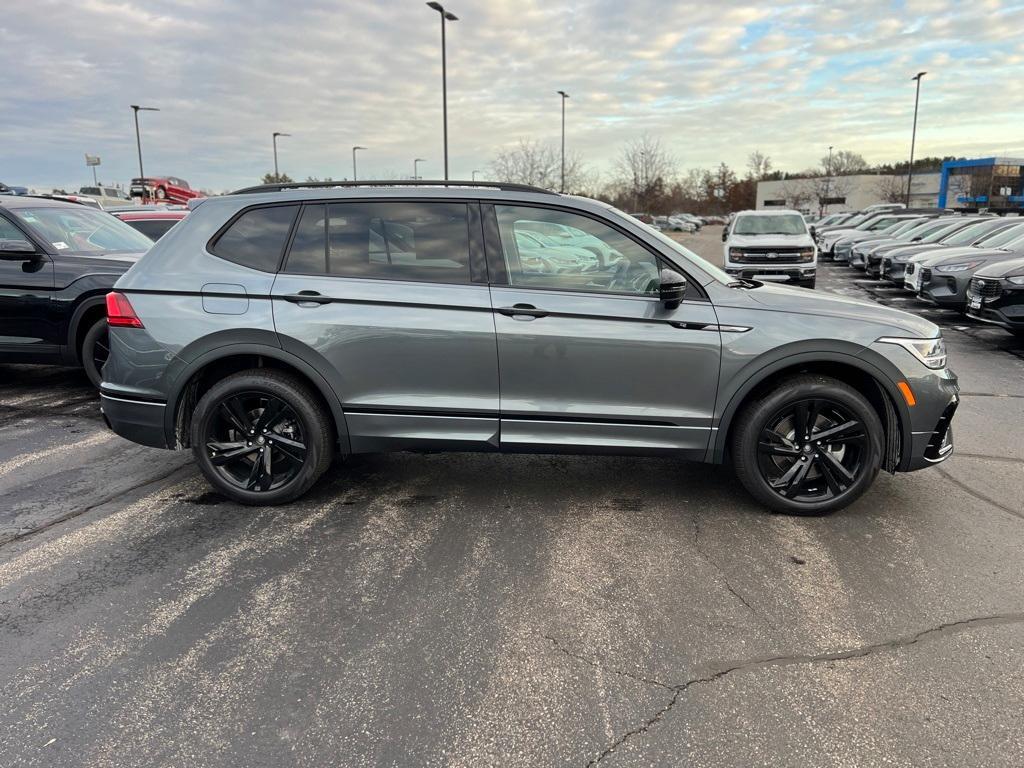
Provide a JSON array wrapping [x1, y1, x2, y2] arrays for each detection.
[[210, 205, 297, 272]]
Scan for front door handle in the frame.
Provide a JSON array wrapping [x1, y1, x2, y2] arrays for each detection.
[[496, 303, 549, 319], [282, 291, 333, 306]]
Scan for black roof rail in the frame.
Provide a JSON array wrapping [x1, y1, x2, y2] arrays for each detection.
[[229, 179, 558, 196]]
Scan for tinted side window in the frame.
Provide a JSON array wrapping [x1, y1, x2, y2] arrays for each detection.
[[211, 205, 297, 272], [0, 215, 25, 240], [494, 205, 660, 296], [283, 201, 471, 284]]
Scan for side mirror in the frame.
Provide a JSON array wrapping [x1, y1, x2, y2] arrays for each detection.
[[720, 228, 728, 242], [659, 268, 687, 310], [810, 225, 817, 239], [0, 239, 39, 260]]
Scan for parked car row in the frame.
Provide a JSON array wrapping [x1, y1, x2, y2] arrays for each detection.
[[0, 196, 188, 386], [822, 209, 1024, 336]]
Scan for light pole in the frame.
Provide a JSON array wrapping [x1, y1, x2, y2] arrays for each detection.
[[426, 2, 458, 180], [352, 146, 366, 181], [823, 145, 833, 216], [557, 90, 569, 192], [130, 105, 159, 188], [472, 169, 482, 181], [273, 132, 290, 178], [907, 71, 926, 207], [414, 158, 425, 179]]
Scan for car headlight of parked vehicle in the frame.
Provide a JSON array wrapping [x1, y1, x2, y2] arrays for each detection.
[[877, 336, 947, 369], [798, 248, 814, 262], [1007, 276, 1024, 286], [935, 262, 980, 273]]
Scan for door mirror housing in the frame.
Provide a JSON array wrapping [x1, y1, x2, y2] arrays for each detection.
[[0, 239, 40, 260], [659, 268, 687, 309], [810, 225, 817, 239], [721, 228, 729, 242]]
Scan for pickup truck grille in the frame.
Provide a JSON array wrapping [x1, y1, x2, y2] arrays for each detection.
[[969, 277, 1002, 299], [731, 247, 804, 264]]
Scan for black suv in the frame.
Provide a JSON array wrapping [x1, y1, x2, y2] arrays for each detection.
[[0, 196, 154, 386]]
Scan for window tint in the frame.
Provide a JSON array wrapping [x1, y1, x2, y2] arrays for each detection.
[[126, 218, 179, 240], [0, 215, 25, 240], [212, 205, 297, 272], [495, 205, 660, 296], [283, 201, 471, 284]]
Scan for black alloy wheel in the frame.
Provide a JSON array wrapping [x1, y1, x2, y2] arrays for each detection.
[[81, 319, 109, 389], [757, 399, 866, 503], [190, 369, 333, 505], [205, 392, 307, 492]]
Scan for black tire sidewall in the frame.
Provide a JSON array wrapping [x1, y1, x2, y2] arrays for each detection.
[[81, 319, 108, 389], [190, 372, 330, 505], [733, 377, 883, 515]]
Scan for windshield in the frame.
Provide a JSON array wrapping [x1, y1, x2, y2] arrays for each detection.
[[733, 214, 806, 236], [887, 218, 927, 236], [923, 221, 975, 243], [978, 222, 1024, 248], [940, 220, 1006, 247], [12, 206, 154, 253]]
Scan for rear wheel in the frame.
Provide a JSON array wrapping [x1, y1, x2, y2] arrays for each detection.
[[190, 369, 333, 505], [155, 186, 167, 199], [731, 375, 882, 515], [81, 318, 109, 389]]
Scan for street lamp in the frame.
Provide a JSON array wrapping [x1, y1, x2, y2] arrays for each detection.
[[472, 169, 482, 181], [130, 105, 159, 188], [426, 2, 458, 180], [272, 132, 291, 178], [352, 145, 366, 181], [907, 71, 927, 206], [557, 90, 569, 192], [823, 145, 834, 216], [414, 158, 426, 179]]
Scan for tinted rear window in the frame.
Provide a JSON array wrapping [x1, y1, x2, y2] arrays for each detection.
[[283, 201, 471, 284], [126, 218, 179, 241], [211, 205, 297, 272]]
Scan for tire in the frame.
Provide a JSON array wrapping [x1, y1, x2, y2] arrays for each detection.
[[81, 318, 109, 389], [155, 186, 167, 199], [190, 369, 333, 505], [800, 278, 816, 289], [731, 375, 883, 516]]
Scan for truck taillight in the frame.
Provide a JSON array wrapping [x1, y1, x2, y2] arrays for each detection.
[[105, 291, 144, 328]]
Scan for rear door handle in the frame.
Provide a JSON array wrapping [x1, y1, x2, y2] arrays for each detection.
[[282, 291, 333, 306], [496, 303, 549, 319]]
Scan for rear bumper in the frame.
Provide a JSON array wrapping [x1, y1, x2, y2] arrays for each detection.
[[100, 391, 169, 449]]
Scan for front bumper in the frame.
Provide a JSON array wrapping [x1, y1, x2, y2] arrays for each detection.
[[919, 273, 968, 307], [965, 285, 1024, 331], [725, 266, 816, 284], [100, 391, 169, 449], [881, 258, 908, 284]]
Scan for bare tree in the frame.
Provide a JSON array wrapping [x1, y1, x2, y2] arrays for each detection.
[[746, 150, 773, 180], [490, 139, 593, 193], [781, 178, 816, 212], [821, 149, 868, 176], [261, 172, 293, 184], [876, 175, 907, 204], [613, 133, 677, 211]]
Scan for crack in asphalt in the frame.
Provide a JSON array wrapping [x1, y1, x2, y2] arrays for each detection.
[[937, 467, 1024, 521], [690, 516, 775, 631], [0, 463, 193, 548], [561, 612, 1024, 765]]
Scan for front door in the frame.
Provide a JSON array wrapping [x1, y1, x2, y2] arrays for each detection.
[[0, 213, 56, 359], [271, 200, 499, 453], [486, 204, 721, 458]]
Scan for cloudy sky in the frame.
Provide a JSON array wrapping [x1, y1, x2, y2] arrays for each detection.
[[3, 0, 1024, 192]]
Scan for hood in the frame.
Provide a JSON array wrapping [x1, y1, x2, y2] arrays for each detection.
[[74, 251, 147, 265], [926, 248, 1019, 268], [975, 255, 1024, 278], [747, 282, 938, 337], [886, 243, 946, 260], [728, 233, 813, 247]]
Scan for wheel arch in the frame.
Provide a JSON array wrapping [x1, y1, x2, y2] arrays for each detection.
[[710, 350, 911, 471], [164, 342, 350, 454], [66, 294, 109, 365]]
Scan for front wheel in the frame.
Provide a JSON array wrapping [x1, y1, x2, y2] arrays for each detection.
[[190, 369, 333, 505], [731, 375, 883, 515], [154, 186, 167, 199]]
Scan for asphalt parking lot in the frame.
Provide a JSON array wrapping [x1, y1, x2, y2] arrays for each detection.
[[2, 226, 1023, 767]]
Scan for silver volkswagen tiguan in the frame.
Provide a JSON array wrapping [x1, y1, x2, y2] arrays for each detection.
[[100, 181, 958, 515]]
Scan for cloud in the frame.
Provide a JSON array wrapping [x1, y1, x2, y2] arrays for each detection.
[[1, 0, 1022, 192]]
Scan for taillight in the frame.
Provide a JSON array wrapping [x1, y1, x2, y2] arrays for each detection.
[[105, 291, 144, 328]]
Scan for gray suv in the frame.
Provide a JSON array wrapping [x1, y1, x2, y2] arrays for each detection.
[[101, 181, 959, 515]]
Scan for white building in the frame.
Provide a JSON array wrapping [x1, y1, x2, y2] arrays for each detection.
[[756, 172, 940, 213]]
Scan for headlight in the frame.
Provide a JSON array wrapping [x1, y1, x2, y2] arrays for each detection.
[[798, 248, 815, 262], [877, 336, 947, 369], [728, 248, 744, 259], [935, 262, 980, 273], [1005, 275, 1024, 285]]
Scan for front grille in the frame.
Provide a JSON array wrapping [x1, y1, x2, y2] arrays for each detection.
[[732, 247, 804, 264], [920, 268, 932, 285], [969, 277, 1002, 299]]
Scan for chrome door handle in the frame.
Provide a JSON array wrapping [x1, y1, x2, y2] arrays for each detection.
[[496, 303, 549, 319], [282, 291, 332, 306]]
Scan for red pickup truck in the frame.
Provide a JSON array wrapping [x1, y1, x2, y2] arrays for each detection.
[[129, 176, 203, 204]]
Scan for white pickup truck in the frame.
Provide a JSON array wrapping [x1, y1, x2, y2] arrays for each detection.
[[723, 209, 818, 289]]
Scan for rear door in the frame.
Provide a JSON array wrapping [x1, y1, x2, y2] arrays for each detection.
[[485, 203, 722, 458], [271, 199, 499, 453]]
